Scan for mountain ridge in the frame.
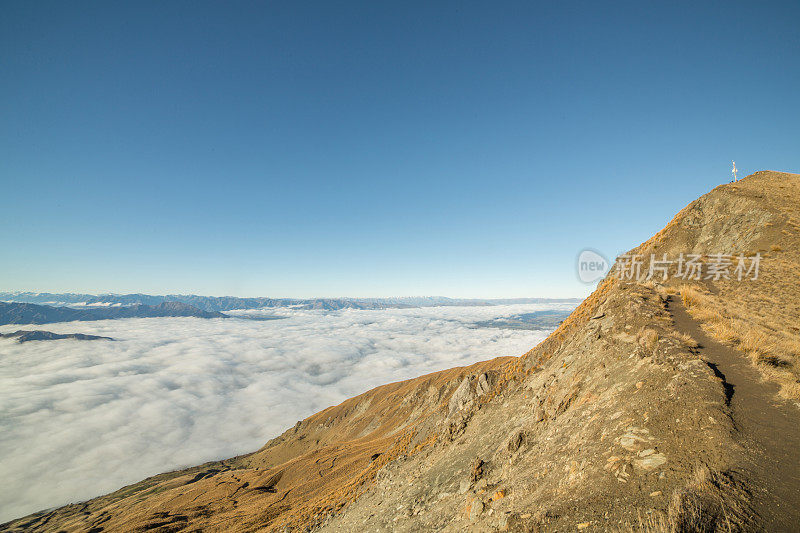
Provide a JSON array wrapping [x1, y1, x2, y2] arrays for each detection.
[[0, 330, 114, 343], [0, 293, 582, 313], [3, 171, 798, 532], [0, 301, 226, 326]]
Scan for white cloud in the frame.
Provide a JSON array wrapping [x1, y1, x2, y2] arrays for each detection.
[[0, 302, 574, 523]]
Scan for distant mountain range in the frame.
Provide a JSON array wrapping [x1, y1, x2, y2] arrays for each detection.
[[0, 330, 113, 343], [0, 301, 226, 326], [0, 292, 582, 313]]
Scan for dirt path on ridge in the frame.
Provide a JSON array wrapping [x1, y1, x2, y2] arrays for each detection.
[[668, 296, 800, 532]]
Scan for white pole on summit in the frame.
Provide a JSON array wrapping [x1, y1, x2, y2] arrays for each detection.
[[732, 160, 738, 182]]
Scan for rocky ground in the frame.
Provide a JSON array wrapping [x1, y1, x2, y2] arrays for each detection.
[[3, 171, 798, 532], [320, 281, 750, 532]]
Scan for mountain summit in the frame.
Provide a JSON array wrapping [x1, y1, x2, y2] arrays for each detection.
[[4, 171, 799, 532]]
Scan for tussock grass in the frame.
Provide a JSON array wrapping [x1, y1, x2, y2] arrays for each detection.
[[638, 328, 660, 352], [620, 466, 747, 532], [667, 466, 741, 532], [678, 333, 699, 349], [620, 512, 671, 533], [680, 286, 703, 308], [703, 320, 742, 345], [680, 285, 800, 399]]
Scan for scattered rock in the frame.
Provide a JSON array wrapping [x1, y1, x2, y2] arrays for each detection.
[[507, 430, 527, 452], [470, 459, 485, 483], [476, 373, 490, 396], [635, 453, 667, 470], [449, 377, 474, 414], [618, 432, 650, 451], [469, 499, 484, 520]]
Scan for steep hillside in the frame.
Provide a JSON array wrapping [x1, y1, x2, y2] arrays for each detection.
[[3, 171, 798, 532], [634, 170, 800, 400]]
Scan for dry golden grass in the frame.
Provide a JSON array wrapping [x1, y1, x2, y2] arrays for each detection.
[[638, 328, 660, 352], [678, 332, 699, 349], [680, 284, 800, 400], [619, 512, 671, 533], [704, 319, 743, 345], [619, 466, 744, 532], [679, 286, 702, 308]]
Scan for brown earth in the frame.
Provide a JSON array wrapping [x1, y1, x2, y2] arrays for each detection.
[[2, 170, 798, 532]]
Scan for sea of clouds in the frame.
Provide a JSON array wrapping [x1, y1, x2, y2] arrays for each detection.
[[0, 302, 576, 523]]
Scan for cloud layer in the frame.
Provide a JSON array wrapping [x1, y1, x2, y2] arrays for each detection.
[[0, 303, 574, 522]]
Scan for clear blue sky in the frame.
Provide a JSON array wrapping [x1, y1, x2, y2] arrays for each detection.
[[1, 1, 798, 298]]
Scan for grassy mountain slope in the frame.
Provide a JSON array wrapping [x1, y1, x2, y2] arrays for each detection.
[[3, 171, 798, 532]]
